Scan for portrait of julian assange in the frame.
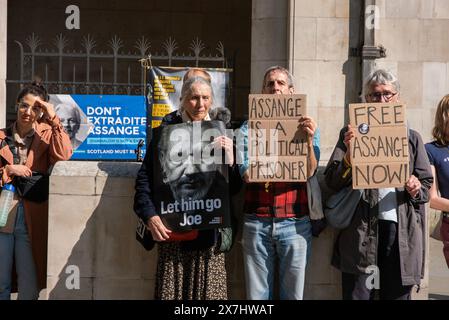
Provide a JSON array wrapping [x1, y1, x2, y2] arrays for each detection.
[[151, 120, 231, 232], [50, 95, 92, 150], [55, 103, 82, 148]]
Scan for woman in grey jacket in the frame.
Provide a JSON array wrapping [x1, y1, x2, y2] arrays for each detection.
[[325, 69, 433, 300]]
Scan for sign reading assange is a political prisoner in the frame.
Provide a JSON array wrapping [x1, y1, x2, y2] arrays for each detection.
[[151, 121, 231, 231], [50, 95, 147, 160], [349, 103, 409, 189], [248, 94, 308, 182]]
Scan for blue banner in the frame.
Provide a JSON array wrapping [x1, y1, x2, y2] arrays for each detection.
[[50, 94, 147, 160]]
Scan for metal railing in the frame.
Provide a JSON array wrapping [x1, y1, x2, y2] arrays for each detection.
[[7, 33, 227, 95]]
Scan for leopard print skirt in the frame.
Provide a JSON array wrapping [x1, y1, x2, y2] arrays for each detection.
[[155, 242, 228, 300]]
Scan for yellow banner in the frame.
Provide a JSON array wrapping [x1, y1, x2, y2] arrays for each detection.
[[152, 104, 171, 117], [152, 120, 162, 128]]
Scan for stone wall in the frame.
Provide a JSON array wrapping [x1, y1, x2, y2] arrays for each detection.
[[375, 0, 449, 144], [46, 161, 156, 299], [250, 1, 289, 95]]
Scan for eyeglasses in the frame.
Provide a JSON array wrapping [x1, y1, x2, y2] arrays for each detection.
[[367, 91, 398, 101], [17, 103, 41, 113]]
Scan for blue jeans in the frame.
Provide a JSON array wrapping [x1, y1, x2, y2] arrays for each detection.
[[242, 214, 312, 300], [0, 203, 39, 300]]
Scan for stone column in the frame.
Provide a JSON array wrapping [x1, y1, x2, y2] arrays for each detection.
[[250, 0, 289, 96], [0, 0, 7, 128]]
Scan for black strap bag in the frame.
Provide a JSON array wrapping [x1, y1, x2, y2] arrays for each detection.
[[135, 218, 155, 251], [1, 130, 49, 203], [14, 172, 49, 203]]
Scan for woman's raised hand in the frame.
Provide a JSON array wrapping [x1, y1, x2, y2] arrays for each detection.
[[33, 96, 56, 120]]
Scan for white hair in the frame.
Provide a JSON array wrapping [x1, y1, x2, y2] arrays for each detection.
[[361, 69, 400, 102], [180, 76, 216, 111]]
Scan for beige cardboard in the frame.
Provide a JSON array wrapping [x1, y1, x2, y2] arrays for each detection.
[[248, 120, 271, 158], [350, 126, 409, 164], [248, 156, 308, 182], [349, 103, 409, 189], [248, 94, 309, 182], [352, 161, 409, 189], [349, 103, 406, 127], [246, 120, 309, 158], [271, 119, 308, 157], [248, 94, 306, 120]]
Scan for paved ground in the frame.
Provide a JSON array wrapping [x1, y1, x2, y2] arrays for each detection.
[[429, 238, 449, 300]]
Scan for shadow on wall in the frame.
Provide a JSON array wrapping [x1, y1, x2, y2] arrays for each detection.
[[342, 0, 364, 125], [46, 162, 156, 300]]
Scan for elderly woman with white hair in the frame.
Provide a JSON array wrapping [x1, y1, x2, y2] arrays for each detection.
[[324, 69, 433, 300], [134, 75, 240, 300]]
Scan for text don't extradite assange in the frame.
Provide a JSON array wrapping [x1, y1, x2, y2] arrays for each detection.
[[85, 106, 146, 135]]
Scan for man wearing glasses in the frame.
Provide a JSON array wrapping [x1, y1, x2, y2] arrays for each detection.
[[365, 81, 398, 103], [324, 69, 433, 300]]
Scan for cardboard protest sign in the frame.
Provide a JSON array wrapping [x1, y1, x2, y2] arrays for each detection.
[[151, 121, 230, 231], [349, 103, 409, 189], [248, 94, 308, 182]]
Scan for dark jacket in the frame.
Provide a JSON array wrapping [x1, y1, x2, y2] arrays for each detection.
[[324, 127, 433, 286], [134, 110, 242, 250]]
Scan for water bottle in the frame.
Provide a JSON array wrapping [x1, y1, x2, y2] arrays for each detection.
[[0, 184, 15, 227]]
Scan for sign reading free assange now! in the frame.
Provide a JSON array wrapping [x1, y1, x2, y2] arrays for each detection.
[[248, 94, 308, 182], [349, 103, 409, 189]]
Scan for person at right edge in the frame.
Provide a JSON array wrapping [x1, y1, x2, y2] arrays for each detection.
[[324, 69, 433, 300], [425, 94, 449, 268]]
